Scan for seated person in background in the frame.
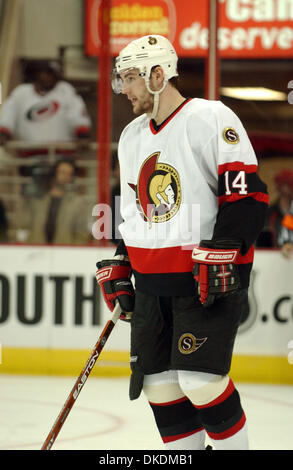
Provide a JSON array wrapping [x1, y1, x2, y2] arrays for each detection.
[[0, 61, 91, 152], [279, 204, 293, 259], [0, 199, 9, 242], [16, 158, 90, 245]]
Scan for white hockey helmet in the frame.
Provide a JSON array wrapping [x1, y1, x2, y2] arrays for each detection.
[[112, 35, 178, 94], [111, 34, 178, 118], [111, 35, 178, 106]]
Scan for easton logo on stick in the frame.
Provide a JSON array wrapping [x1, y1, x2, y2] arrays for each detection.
[[73, 350, 100, 400]]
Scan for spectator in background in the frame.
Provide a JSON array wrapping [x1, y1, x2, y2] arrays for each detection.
[[0, 61, 91, 151], [279, 202, 293, 259], [0, 199, 9, 242], [257, 169, 293, 256], [16, 158, 90, 245], [0, 60, 92, 198]]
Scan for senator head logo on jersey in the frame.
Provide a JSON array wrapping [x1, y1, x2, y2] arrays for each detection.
[[128, 152, 181, 227]]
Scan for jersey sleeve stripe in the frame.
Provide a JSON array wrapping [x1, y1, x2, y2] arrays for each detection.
[[0, 126, 13, 137], [218, 161, 258, 175], [218, 192, 270, 206], [74, 125, 91, 137]]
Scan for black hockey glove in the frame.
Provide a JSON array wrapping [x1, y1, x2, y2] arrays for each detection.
[[96, 259, 135, 321], [192, 239, 242, 307]]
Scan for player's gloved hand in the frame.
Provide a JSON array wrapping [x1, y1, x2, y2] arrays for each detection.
[[192, 239, 242, 307], [96, 259, 135, 321]]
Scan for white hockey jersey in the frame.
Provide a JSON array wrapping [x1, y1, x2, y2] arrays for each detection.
[[116, 98, 268, 296], [0, 81, 91, 143]]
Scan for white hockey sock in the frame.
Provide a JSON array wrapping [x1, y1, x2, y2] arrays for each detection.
[[208, 422, 249, 450]]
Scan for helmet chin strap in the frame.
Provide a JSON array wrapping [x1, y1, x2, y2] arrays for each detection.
[[147, 92, 160, 120], [145, 78, 168, 120]]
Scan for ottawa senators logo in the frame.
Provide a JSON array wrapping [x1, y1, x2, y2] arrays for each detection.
[[178, 333, 207, 355], [223, 127, 239, 144], [129, 152, 181, 227], [148, 36, 158, 45]]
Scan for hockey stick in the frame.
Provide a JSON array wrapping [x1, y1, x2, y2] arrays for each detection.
[[41, 302, 122, 450]]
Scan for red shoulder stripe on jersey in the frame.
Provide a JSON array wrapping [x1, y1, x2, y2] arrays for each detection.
[[218, 161, 258, 175], [218, 192, 270, 206], [149, 98, 192, 135]]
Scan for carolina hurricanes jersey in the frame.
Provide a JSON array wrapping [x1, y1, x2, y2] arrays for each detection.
[[0, 81, 91, 142], [116, 98, 268, 296]]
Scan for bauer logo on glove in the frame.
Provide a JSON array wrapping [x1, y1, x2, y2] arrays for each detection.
[[192, 239, 242, 307], [96, 259, 135, 320]]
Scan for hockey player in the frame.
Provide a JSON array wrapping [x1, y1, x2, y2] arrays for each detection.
[[96, 35, 269, 450]]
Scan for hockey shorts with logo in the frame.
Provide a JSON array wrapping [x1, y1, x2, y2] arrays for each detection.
[[129, 289, 248, 400]]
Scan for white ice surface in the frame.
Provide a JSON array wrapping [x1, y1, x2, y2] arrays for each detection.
[[0, 374, 292, 451]]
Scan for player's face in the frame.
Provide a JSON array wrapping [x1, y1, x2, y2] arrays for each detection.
[[120, 69, 154, 116]]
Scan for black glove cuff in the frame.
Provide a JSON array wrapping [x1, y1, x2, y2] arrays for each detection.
[[201, 239, 243, 251], [96, 259, 131, 269]]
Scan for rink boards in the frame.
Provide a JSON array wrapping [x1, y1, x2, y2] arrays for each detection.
[[0, 245, 292, 384]]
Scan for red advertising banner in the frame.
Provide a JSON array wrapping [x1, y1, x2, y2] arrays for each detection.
[[85, 0, 293, 58]]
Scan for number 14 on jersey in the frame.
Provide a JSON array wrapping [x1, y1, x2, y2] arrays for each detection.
[[225, 170, 248, 195]]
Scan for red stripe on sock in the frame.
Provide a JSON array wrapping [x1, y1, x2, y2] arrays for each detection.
[[162, 427, 205, 443], [194, 378, 235, 409], [207, 412, 246, 440], [149, 396, 188, 407]]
